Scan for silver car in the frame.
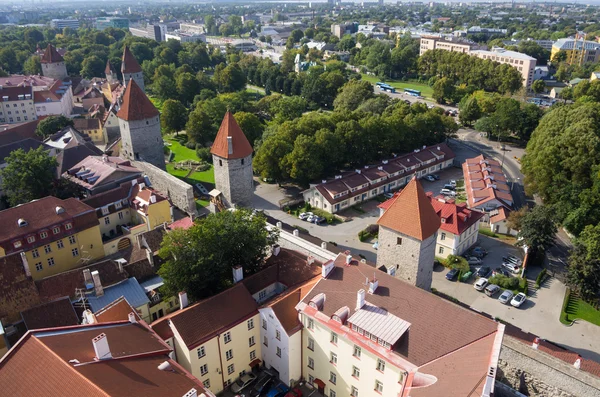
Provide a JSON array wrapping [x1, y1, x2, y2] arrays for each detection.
[[231, 373, 257, 393], [474, 277, 488, 291], [498, 290, 514, 304]]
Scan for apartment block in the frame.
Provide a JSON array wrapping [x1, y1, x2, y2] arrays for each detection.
[[470, 47, 536, 88], [50, 18, 79, 29], [0, 196, 105, 280], [552, 38, 600, 66], [0, 86, 36, 124], [303, 143, 455, 214], [419, 35, 477, 55]]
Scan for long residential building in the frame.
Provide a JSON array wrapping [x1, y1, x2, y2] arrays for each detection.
[[551, 38, 600, 66], [470, 47, 537, 88], [50, 18, 79, 29], [297, 252, 504, 397], [419, 35, 481, 55], [303, 143, 455, 214], [463, 154, 513, 212]]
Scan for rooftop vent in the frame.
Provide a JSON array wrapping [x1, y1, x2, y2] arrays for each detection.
[[17, 218, 28, 227], [368, 277, 379, 294], [356, 289, 366, 310], [377, 166, 383, 171], [321, 259, 335, 278], [437, 146, 441, 150], [335, 175, 342, 179], [158, 361, 173, 372], [321, 179, 327, 184], [345, 254, 353, 265], [355, 169, 361, 174], [423, 145, 426, 149], [55, 206, 65, 215], [92, 333, 112, 360]]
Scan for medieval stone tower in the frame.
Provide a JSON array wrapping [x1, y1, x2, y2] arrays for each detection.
[[210, 112, 254, 207], [116, 79, 165, 170], [376, 177, 441, 291], [40, 44, 67, 80], [105, 59, 118, 84], [121, 46, 145, 92]]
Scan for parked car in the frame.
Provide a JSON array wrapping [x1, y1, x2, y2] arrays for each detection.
[[443, 184, 456, 191], [306, 215, 316, 223], [231, 373, 257, 394], [440, 188, 457, 196], [498, 290, 514, 304], [467, 257, 482, 266], [383, 192, 394, 199], [431, 174, 440, 180], [504, 255, 523, 266], [474, 277, 488, 291], [285, 388, 303, 397], [492, 267, 511, 277], [485, 284, 500, 297], [312, 216, 325, 224], [501, 261, 520, 274], [449, 180, 457, 187], [251, 373, 275, 396], [446, 268, 460, 280], [299, 212, 313, 220], [475, 266, 492, 278], [424, 175, 436, 182], [460, 271, 473, 282], [470, 247, 488, 258], [266, 382, 290, 397], [511, 292, 527, 308]]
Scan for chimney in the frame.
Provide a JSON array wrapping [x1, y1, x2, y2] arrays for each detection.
[[183, 389, 198, 397], [83, 269, 93, 289], [345, 254, 353, 265], [179, 291, 189, 310], [532, 337, 540, 349], [227, 136, 233, 155], [377, 166, 383, 170], [321, 180, 327, 184], [368, 277, 379, 294], [158, 361, 173, 371], [92, 333, 112, 360], [273, 245, 281, 256], [232, 266, 243, 283], [355, 169, 361, 174], [321, 241, 327, 250], [423, 145, 426, 149], [20, 252, 31, 277], [128, 312, 137, 323], [574, 358, 582, 369], [91, 270, 103, 296], [356, 289, 366, 310], [307, 255, 315, 265], [82, 309, 97, 324], [321, 259, 334, 278]]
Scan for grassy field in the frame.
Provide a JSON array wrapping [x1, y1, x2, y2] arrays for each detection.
[[148, 96, 164, 113], [561, 291, 600, 326], [165, 136, 215, 207], [361, 73, 434, 99]]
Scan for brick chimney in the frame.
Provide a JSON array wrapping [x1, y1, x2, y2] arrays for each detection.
[[91, 270, 103, 297]]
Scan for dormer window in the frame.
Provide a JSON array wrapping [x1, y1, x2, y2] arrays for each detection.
[[27, 236, 35, 244], [13, 240, 22, 249], [17, 218, 27, 227], [40, 231, 48, 239], [101, 207, 109, 215], [65, 223, 73, 230], [115, 201, 122, 209], [53, 226, 61, 234]]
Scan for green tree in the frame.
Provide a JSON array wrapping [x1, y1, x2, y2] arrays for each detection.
[[283, 134, 323, 185], [35, 115, 74, 139], [432, 77, 455, 104], [333, 80, 374, 111], [458, 96, 482, 126], [567, 224, 600, 302], [1, 147, 58, 206], [161, 99, 188, 135], [553, 50, 567, 63], [152, 75, 178, 100], [158, 209, 278, 300], [290, 29, 304, 44], [270, 96, 307, 122], [253, 133, 293, 182], [175, 72, 201, 105], [23, 55, 41, 75], [517, 205, 557, 253], [518, 41, 550, 65], [531, 79, 546, 95], [233, 111, 264, 146], [213, 63, 246, 92], [186, 107, 213, 145], [80, 55, 105, 79]]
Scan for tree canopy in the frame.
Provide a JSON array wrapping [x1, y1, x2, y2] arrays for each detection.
[[35, 115, 74, 139]]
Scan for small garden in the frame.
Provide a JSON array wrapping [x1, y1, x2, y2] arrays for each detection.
[[560, 288, 600, 326], [488, 274, 528, 294], [358, 224, 378, 242]]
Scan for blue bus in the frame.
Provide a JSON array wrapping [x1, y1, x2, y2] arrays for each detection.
[[379, 84, 396, 93], [404, 88, 421, 97], [376, 81, 385, 87]]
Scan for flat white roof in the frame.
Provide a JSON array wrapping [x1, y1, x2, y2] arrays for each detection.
[[348, 302, 411, 346], [471, 48, 536, 61]]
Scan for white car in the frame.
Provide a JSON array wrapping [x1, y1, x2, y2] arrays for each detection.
[[501, 261, 520, 273], [474, 278, 488, 291], [498, 290, 514, 304], [467, 257, 482, 266], [449, 180, 457, 187], [299, 212, 313, 220], [511, 292, 527, 308], [306, 215, 316, 223], [440, 189, 457, 197]]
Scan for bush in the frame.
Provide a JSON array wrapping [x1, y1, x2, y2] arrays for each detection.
[[488, 275, 520, 290], [518, 277, 528, 294], [185, 141, 196, 149], [479, 228, 498, 238], [535, 268, 547, 289], [447, 255, 469, 272], [196, 147, 212, 163], [358, 224, 379, 242]]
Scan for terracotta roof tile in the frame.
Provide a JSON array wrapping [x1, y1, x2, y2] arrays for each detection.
[[0, 253, 41, 324], [94, 296, 141, 323], [168, 217, 194, 230], [301, 254, 498, 366], [121, 46, 142, 73], [377, 177, 441, 241], [40, 44, 64, 63], [20, 297, 79, 330], [0, 120, 40, 146], [428, 195, 485, 235], [73, 118, 101, 131], [210, 111, 253, 159], [116, 79, 159, 121]]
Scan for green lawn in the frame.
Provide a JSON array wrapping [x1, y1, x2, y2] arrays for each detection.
[[148, 96, 164, 113], [361, 74, 434, 99], [561, 292, 600, 327]]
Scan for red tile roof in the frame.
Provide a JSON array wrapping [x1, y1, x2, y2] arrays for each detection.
[[269, 277, 320, 336], [40, 44, 64, 64], [210, 111, 253, 159], [121, 46, 142, 73], [73, 117, 101, 131], [300, 253, 499, 366], [0, 85, 33, 102], [0, 119, 40, 146], [377, 177, 441, 241], [20, 297, 79, 330], [0, 322, 211, 397], [0, 253, 41, 324], [463, 155, 513, 210], [168, 217, 194, 230], [490, 207, 510, 224], [116, 79, 159, 121], [93, 296, 142, 323], [427, 194, 485, 235]]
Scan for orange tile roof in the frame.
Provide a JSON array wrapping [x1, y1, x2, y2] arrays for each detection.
[[377, 177, 441, 241], [116, 79, 159, 121], [210, 111, 253, 159], [490, 207, 510, 223], [94, 296, 142, 323], [121, 46, 142, 73], [40, 44, 63, 64], [428, 194, 485, 235]]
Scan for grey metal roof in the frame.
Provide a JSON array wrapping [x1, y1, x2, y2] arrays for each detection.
[[348, 301, 411, 346], [87, 278, 150, 312], [139, 275, 164, 292]]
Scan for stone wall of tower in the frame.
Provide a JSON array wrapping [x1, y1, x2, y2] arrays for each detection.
[[123, 72, 145, 92], [212, 153, 254, 207], [42, 62, 68, 80], [119, 115, 165, 170], [376, 225, 437, 291]]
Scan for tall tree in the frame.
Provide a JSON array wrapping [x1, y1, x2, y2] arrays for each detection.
[[158, 209, 279, 300], [161, 99, 188, 135], [233, 111, 264, 146], [458, 96, 482, 126], [567, 224, 600, 302], [36, 115, 74, 139], [80, 55, 105, 79], [531, 79, 546, 95], [517, 205, 557, 252], [333, 80, 374, 111]]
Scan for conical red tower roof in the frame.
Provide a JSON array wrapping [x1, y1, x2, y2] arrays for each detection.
[[116, 79, 159, 121], [105, 59, 116, 74], [121, 46, 142, 73], [41, 44, 63, 64], [377, 177, 441, 241], [210, 112, 253, 159]]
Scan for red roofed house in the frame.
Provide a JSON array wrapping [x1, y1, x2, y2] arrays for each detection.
[[297, 251, 504, 397], [210, 111, 254, 208], [0, 319, 215, 397], [463, 155, 513, 212], [117, 79, 165, 170], [376, 177, 441, 291], [40, 44, 67, 81], [121, 46, 145, 92]]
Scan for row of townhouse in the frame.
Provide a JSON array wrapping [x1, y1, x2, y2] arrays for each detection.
[[303, 143, 455, 214]]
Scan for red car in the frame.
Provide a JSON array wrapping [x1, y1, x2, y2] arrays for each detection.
[[285, 388, 302, 397]]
